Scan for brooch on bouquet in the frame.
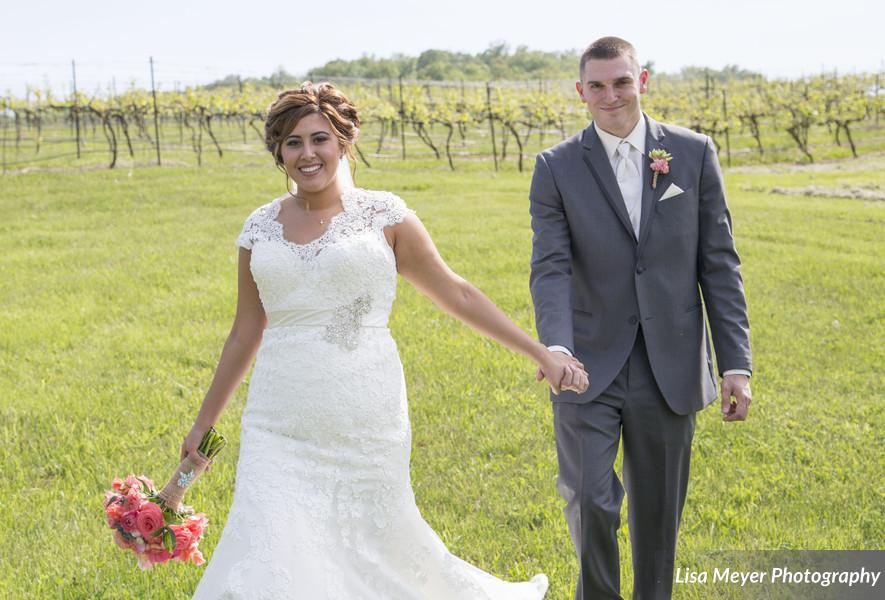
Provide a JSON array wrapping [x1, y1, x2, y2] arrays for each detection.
[[648, 148, 673, 189], [102, 427, 226, 570]]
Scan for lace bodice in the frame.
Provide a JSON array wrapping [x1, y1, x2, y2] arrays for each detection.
[[236, 188, 412, 337]]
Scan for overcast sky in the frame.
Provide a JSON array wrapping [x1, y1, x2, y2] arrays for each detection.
[[1, 0, 882, 97]]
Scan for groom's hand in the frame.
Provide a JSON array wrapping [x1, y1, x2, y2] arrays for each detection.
[[720, 374, 752, 421]]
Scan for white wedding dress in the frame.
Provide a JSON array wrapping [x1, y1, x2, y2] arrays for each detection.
[[191, 187, 548, 599]]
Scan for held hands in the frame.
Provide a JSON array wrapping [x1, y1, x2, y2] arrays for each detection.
[[536, 350, 589, 395], [721, 374, 752, 421]]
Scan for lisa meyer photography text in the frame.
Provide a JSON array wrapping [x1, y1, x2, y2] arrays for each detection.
[[674, 566, 881, 589]]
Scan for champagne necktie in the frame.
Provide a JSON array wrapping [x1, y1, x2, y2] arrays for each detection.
[[615, 141, 641, 238]]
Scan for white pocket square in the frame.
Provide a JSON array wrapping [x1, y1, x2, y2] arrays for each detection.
[[658, 183, 684, 201]]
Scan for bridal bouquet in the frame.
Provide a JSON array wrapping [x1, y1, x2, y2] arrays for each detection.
[[103, 427, 226, 570]]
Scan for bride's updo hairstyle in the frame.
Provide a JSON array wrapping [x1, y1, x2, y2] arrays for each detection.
[[265, 81, 361, 168]]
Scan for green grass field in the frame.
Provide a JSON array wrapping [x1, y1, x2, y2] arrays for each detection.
[[0, 151, 882, 598]]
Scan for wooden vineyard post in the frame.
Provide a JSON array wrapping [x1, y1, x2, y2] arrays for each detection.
[[1, 97, 7, 174], [876, 70, 881, 126], [72, 60, 81, 159], [722, 89, 731, 167], [150, 57, 162, 166], [486, 82, 498, 172], [398, 76, 406, 160]]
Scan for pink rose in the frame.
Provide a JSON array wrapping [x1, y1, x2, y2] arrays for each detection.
[[120, 511, 139, 533], [136, 502, 165, 539], [111, 477, 125, 491], [121, 489, 144, 513], [124, 474, 143, 491], [146, 539, 172, 565], [105, 502, 124, 527], [651, 157, 670, 174], [136, 474, 156, 490], [184, 513, 208, 538], [171, 526, 203, 563], [169, 525, 195, 559]]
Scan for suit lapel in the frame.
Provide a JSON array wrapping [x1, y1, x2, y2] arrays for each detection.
[[637, 114, 667, 253], [581, 124, 637, 243]]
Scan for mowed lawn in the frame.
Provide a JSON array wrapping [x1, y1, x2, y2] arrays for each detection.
[[0, 156, 882, 599]]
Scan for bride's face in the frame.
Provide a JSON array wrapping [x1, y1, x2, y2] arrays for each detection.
[[280, 112, 344, 195]]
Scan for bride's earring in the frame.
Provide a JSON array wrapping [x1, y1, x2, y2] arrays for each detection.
[[279, 164, 296, 197]]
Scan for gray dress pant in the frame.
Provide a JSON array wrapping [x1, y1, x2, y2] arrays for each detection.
[[553, 330, 696, 600]]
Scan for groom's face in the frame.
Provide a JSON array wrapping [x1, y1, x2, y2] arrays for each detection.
[[576, 55, 649, 138]]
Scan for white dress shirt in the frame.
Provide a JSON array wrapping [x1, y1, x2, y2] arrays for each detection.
[[595, 119, 645, 238]]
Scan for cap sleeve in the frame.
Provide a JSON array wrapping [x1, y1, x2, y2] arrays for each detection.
[[370, 191, 413, 230], [235, 204, 269, 250]]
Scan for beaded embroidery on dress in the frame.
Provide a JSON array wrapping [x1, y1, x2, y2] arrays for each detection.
[[192, 188, 548, 599]]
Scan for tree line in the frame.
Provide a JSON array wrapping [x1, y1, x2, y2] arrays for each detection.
[[201, 44, 767, 88]]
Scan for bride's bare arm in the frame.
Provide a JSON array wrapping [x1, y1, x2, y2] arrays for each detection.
[[388, 213, 587, 395], [181, 248, 267, 460]]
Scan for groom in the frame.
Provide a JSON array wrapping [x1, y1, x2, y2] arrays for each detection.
[[529, 37, 752, 599]]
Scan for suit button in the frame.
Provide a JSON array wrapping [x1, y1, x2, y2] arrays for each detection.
[[628, 315, 638, 325], [636, 266, 645, 274]]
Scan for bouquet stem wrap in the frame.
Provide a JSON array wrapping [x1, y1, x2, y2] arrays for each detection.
[[157, 451, 212, 513]]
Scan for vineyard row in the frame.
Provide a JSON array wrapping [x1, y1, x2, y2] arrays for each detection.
[[2, 75, 882, 171]]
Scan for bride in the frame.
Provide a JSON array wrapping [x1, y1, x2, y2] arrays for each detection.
[[182, 82, 588, 599]]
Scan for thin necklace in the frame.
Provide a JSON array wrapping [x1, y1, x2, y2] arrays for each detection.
[[289, 192, 340, 225]]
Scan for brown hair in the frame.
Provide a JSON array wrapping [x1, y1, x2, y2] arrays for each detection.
[[264, 81, 361, 168], [579, 37, 641, 79]]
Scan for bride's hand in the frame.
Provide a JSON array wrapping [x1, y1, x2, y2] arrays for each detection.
[[180, 425, 214, 471], [536, 351, 589, 395]]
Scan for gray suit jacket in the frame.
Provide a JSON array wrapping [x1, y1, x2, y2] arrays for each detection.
[[529, 114, 752, 415]]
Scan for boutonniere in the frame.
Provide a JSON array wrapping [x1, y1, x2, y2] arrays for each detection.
[[648, 149, 673, 189]]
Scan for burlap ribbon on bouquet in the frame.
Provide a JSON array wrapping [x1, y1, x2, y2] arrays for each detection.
[[157, 451, 212, 512]]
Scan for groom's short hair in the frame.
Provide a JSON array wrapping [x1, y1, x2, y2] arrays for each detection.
[[579, 37, 641, 77]]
